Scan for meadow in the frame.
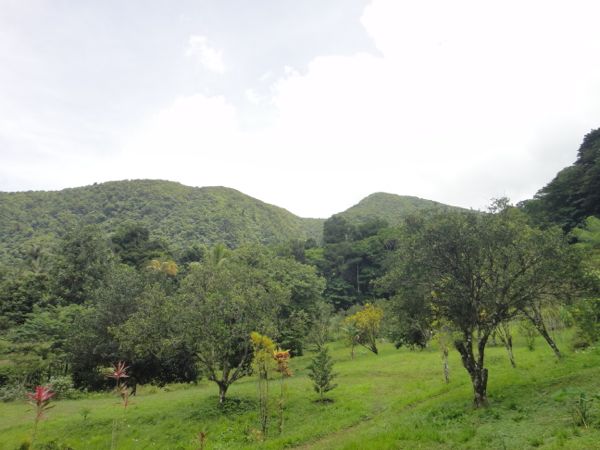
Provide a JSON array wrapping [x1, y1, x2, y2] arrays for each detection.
[[1, 333, 600, 450]]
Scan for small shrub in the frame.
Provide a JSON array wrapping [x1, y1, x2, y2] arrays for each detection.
[[0, 382, 26, 402], [572, 392, 599, 428], [79, 407, 91, 421], [307, 346, 337, 402], [528, 436, 544, 447], [571, 298, 600, 346], [48, 375, 78, 400], [17, 439, 32, 450]]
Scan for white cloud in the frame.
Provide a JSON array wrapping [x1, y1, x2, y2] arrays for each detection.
[[244, 88, 261, 105], [114, 0, 600, 217], [185, 35, 225, 74], [117, 94, 243, 183]]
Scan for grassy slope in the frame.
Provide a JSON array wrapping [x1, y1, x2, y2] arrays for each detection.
[[0, 180, 324, 262], [337, 192, 467, 226], [1, 334, 600, 450]]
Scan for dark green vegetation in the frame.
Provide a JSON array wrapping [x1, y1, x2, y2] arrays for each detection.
[[521, 128, 600, 231], [0, 180, 323, 264], [0, 180, 458, 265], [336, 192, 465, 226], [1, 127, 599, 448]]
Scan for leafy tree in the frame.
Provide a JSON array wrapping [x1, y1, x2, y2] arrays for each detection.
[[344, 303, 383, 355], [316, 218, 398, 310], [50, 225, 114, 305], [571, 297, 600, 345], [323, 215, 354, 244], [111, 222, 169, 268], [277, 309, 310, 357], [380, 203, 581, 406], [521, 128, 600, 230], [307, 346, 337, 402], [383, 293, 432, 350], [572, 216, 600, 271], [66, 264, 144, 388], [10, 304, 86, 378], [177, 243, 207, 266], [111, 284, 198, 387], [341, 320, 360, 359], [234, 245, 325, 355], [179, 249, 287, 404], [568, 216, 600, 346], [0, 270, 51, 327], [306, 301, 333, 351]]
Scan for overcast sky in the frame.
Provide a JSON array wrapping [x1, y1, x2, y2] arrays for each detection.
[[1, 0, 599, 218]]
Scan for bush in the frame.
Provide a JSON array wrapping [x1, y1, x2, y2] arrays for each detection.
[[48, 375, 79, 400], [571, 298, 600, 346], [0, 364, 16, 387], [0, 382, 26, 402], [307, 346, 337, 401]]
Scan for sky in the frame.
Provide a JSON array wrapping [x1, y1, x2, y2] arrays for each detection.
[[1, 0, 600, 218]]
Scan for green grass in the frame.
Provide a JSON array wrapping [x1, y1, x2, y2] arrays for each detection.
[[1, 334, 600, 449]]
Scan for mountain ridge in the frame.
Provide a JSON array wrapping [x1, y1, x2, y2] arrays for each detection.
[[335, 191, 467, 225], [0, 179, 461, 263]]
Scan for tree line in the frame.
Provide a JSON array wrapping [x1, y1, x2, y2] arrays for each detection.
[[1, 195, 599, 408]]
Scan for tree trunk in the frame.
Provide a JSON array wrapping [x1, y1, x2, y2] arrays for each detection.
[[472, 367, 488, 407], [218, 382, 228, 405], [455, 333, 489, 407], [442, 347, 450, 384], [526, 312, 562, 359], [497, 324, 516, 368], [536, 323, 562, 359], [505, 337, 516, 368]]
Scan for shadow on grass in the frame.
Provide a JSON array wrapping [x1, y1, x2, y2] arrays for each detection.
[[186, 396, 256, 420], [312, 398, 335, 404]]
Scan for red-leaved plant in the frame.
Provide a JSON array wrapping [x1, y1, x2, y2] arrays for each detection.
[[27, 385, 55, 444], [108, 361, 130, 387], [106, 361, 132, 449]]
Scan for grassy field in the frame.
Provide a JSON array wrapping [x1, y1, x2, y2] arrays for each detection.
[[1, 332, 600, 449]]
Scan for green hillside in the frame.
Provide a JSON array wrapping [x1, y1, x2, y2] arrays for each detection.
[[337, 192, 466, 226], [0, 180, 323, 263], [1, 335, 599, 449], [0, 182, 470, 264]]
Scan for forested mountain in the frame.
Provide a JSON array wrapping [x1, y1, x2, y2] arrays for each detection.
[[0, 180, 323, 263], [0, 181, 465, 265], [520, 127, 600, 230], [336, 192, 465, 226]]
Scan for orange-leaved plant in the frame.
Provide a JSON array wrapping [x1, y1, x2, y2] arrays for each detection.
[[250, 332, 275, 438], [273, 349, 292, 434]]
